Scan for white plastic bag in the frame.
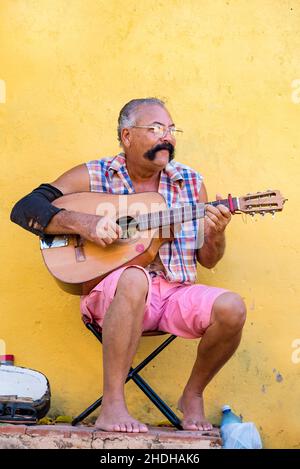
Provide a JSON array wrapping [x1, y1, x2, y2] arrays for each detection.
[[221, 422, 263, 449]]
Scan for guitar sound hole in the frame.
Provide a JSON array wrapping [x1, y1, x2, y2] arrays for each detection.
[[117, 216, 138, 240]]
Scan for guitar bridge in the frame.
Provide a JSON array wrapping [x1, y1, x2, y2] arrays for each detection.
[[74, 235, 86, 262]]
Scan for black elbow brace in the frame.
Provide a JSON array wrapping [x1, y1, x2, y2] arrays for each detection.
[[10, 183, 65, 236]]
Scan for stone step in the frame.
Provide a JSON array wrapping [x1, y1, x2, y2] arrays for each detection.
[[0, 423, 221, 449]]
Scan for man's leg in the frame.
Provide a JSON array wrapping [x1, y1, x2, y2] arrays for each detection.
[[178, 292, 246, 431], [95, 267, 149, 433]]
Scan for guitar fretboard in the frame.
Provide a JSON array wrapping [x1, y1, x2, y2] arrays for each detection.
[[137, 198, 237, 231]]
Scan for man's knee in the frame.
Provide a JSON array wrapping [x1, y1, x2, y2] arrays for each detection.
[[116, 267, 149, 305], [211, 292, 247, 332]]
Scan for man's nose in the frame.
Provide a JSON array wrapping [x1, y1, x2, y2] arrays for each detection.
[[160, 129, 175, 144]]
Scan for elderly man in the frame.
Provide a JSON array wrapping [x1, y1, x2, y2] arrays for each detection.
[[11, 98, 246, 433]]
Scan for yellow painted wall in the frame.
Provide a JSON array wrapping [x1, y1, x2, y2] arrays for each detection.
[[1, 0, 299, 448]]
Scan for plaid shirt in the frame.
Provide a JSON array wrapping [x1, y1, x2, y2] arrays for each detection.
[[86, 153, 203, 284]]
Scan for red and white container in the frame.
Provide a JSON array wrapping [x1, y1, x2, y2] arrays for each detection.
[[0, 355, 14, 366]]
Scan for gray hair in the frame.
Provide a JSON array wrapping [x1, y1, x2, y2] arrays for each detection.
[[117, 97, 165, 144]]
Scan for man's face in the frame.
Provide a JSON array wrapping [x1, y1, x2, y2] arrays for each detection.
[[124, 105, 176, 170]]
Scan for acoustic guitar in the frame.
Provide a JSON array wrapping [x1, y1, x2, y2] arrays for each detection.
[[40, 190, 286, 295]]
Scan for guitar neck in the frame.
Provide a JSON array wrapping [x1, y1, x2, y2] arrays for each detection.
[[137, 197, 240, 231]]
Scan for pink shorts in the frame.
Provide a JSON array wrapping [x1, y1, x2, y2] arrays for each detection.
[[80, 265, 228, 339]]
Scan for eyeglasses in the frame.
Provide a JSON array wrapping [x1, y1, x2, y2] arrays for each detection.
[[131, 124, 183, 139]]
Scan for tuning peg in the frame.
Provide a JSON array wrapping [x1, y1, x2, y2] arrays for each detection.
[[260, 212, 265, 216]]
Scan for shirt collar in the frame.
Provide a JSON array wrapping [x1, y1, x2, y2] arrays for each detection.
[[109, 152, 184, 188], [108, 152, 126, 173], [164, 161, 184, 188]]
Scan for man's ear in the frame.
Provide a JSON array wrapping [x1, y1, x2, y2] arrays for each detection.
[[121, 128, 131, 148]]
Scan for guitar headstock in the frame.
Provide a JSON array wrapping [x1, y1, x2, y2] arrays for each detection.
[[237, 190, 287, 216]]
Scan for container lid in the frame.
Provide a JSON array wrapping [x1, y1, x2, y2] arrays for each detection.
[[0, 355, 14, 361], [222, 404, 231, 412]]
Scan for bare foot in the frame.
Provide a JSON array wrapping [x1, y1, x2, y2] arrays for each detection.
[[178, 393, 213, 431], [95, 401, 148, 433]]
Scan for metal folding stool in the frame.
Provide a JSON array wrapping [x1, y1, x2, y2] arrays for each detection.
[[72, 322, 182, 429]]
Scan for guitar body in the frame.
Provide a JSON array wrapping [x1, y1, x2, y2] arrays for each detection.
[[39, 188, 286, 295], [41, 192, 169, 295]]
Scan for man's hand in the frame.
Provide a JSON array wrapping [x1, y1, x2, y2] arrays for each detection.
[[197, 192, 232, 269], [44, 209, 123, 247], [93, 215, 123, 247], [204, 194, 232, 240], [73, 213, 123, 248]]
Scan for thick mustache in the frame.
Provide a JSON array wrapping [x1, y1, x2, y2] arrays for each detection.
[[143, 143, 175, 161]]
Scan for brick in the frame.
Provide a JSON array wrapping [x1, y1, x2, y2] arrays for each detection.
[[0, 435, 28, 449], [26, 425, 71, 438], [209, 439, 222, 448], [158, 427, 221, 444], [159, 433, 219, 443], [103, 437, 137, 449], [67, 437, 92, 449], [93, 430, 112, 439], [126, 438, 152, 449], [94, 429, 157, 442], [25, 436, 61, 449], [69, 429, 93, 440], [69, 424, 94, 439], [91, 438, 104, 449], [150, 426, 174, 432], [23, 433, 92, 450], [105, 436, 152, 450], [146, 427, 161, 438], [114, 431, 156, 441], [0, 424, 27, 435], [152, 440, 216, 450]]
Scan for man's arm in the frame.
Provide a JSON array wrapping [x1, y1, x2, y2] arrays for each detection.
[[196, 183, 232, 269], [11, 164, 122, 247]]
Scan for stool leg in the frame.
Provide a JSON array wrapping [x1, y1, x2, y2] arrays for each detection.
[[131, 334, 177, 375], [131, 373, 182, 430], [72, 330, 181, 428], [71, 396, 103, 426], [72, 375, 182, 429]]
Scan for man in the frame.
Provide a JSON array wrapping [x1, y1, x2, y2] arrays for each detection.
[[11, 97, 246, 433]]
